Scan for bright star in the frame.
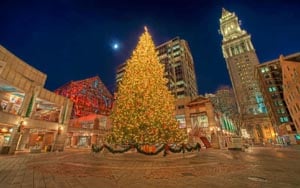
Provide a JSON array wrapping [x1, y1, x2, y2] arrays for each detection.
[[113, 43, 119, 50]]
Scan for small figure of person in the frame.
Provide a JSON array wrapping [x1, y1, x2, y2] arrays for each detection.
[[196, 142, 201, 152], [163, 144, 169, 157], [182, 143, 185, 158]]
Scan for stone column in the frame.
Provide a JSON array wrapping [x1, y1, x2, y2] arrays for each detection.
[[17, 128, 30, 150], [8, 124, 22, 154], [53, 126, 67, 151], [210, 132, 220, 149]]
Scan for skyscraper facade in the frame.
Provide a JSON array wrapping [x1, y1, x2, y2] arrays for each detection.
[[256, 54, 297, 143], [280, 53, 300, 136], [116, 37, 198, 99], [219, 8, 271, 142], [156, 37, 198, 98]]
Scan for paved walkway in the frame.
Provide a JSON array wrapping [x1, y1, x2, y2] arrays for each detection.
[[0, 146, 300, 187]]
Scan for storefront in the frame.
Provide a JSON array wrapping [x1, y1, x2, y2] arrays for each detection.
[[66, 132, 92, 148], [66, 114, 110, 148], [0, 89, 24, 115], [0, 124, 13, 154]]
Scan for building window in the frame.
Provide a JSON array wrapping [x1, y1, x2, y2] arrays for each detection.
[[172, 44, 180, 50], [277, 108, 286, 114], [261, 67, 269, 73], [178, 105, 184, 109], [274, 100, 283, 106], [176, 115, 186, 128], [280, 116, 289, 123], [177, 84, 185, 88], [266, 80, 273, 85], [268, 86, 277, 92], [173, 51, 181, 57], [241, 43, 246, 52], [231, 47, 235, 55]]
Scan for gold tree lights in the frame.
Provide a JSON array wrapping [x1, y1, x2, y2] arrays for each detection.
[[107, 27, 187, 144]]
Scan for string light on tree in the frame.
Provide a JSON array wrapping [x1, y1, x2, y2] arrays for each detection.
[[107, 26, 187, 145]]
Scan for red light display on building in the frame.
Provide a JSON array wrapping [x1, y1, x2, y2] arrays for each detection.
[[55, 76, 113, 118]]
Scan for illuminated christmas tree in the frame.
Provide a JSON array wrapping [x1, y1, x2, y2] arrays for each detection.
[[108, 27, 187, 145]]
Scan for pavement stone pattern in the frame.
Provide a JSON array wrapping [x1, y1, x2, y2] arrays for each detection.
[[0, 146, 300, 188]]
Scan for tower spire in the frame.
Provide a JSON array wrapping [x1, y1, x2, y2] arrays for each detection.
[[221, 7, 232, 18]]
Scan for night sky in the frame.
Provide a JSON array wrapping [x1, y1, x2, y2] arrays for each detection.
[[1, 0, 299, 94]]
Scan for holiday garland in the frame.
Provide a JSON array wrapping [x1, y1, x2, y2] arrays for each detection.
[[91, 143, 201, 156]]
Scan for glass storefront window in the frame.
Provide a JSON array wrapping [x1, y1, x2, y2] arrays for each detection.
[[0, 91, 24, 115]]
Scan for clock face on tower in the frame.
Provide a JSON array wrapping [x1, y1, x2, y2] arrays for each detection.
[[222, 22, 243, 41], [223, 24, 231, 35]]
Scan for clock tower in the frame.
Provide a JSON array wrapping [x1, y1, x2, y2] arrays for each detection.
[[220, 8, 271, 143]]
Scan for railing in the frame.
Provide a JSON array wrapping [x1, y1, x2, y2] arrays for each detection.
[[24, 118, 59, 130], [67, 126, 110, 133], [0, 111, 60, 130], [0, 111, 20, 125]]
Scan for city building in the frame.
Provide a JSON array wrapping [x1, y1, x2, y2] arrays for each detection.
[[175, 96, 236, 149], [280, 54, 300, 143], [0, 45, 73, 154], [219, 8, 271, 143], [55, 76, 113, 148], [206, 86, 241, 137], [256, 54, 298, 144], [116, 37, 198, 98]]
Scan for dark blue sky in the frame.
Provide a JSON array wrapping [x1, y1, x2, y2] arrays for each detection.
[[1, 0, 299, 94]]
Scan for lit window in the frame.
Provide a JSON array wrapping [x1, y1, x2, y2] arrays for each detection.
[[261, 67, 269, 73], [172, 45, 180, 50], [277, 108, 286, 114], [280, 116, 289, 123], [268, 86, 277, 92]]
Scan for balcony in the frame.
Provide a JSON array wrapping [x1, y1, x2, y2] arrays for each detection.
[[0, 110, 60, 130]]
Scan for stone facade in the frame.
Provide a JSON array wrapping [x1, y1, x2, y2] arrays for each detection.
[[0, 45, 73, 154]]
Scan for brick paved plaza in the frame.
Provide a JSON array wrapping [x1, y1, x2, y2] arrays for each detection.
[[0, 146, 300, 188]]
